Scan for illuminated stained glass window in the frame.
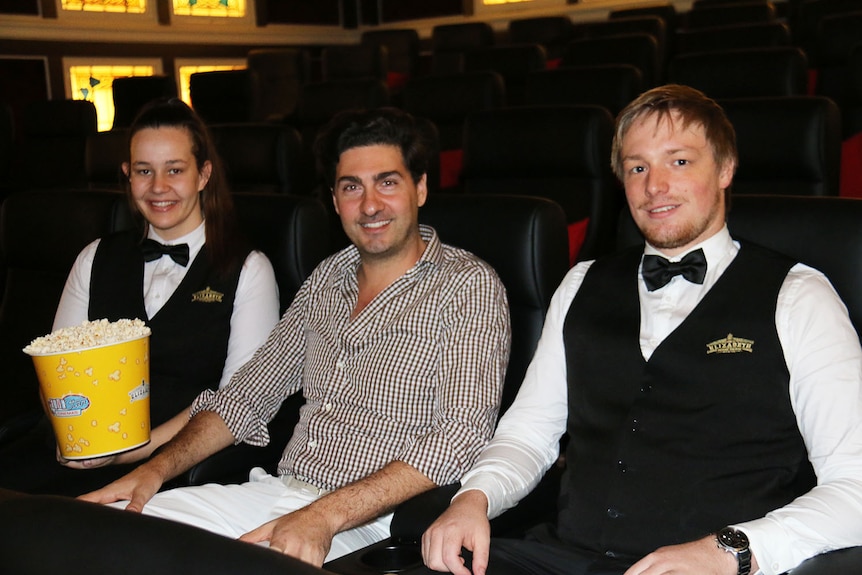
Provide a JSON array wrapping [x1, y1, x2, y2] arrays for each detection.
[[177, 63, 246, 105], [61, 0, 146, 13], [172, 0, 246, 17], [70, 65, 155, 131]]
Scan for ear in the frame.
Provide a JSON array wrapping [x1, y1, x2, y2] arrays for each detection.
[[122, 162, 130, 179], [198, 160, 213, 191], [416, 173, 428, 208], [718, 158, 736, 191], [331, 187, 341, 216]]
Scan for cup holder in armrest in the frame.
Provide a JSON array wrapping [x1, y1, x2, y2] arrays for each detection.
[[360, 544, 423, 572]]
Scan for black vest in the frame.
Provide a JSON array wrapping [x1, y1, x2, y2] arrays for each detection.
[[559, 243, 814, 561], [89, 231, 246, 426]]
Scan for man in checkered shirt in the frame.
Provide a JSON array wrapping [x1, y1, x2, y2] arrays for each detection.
[[80, 107, 512, 567]]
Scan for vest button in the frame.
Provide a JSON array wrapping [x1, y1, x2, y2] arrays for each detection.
[[617, 460, 627, 473], [604, 550, 619, 558], [631, 419, 640, 432], [606, 507, 623, 519], [640, 384, 652, 393]]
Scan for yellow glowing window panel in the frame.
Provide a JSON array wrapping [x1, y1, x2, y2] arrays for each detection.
[[172, 0, 245, 17], [70, 65, 155, 132], [178, 64, 246, 105], [61, 0, 146, 13]]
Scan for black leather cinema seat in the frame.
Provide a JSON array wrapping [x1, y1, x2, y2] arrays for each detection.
[[507, 15, 574, 60], [111, 75, 178, 129], [669, 46, 809, 99], [330, 195, 862, 575], [525, 64, 644, 116], [246, 48, 312, 122], [402, 71, 505, 190], [321, 44, 389, 82], [462, 43, 548, 106], [461, 105, 619, 263], [189, 69, 259, 124], [674, 21, 792, 55], [209, 123, 305, 195], [562, 33, 661, 88], [430, 21, 495, 75], [682, 1, 777, 29], [0, 190, 124, 444], [85, 128, 128, 190], [162, 193, 331, 486], [720, 96, 842, 197], [325, 193, 569, 575], [0, 489, 330, 575], [8, 99, 97, 191]]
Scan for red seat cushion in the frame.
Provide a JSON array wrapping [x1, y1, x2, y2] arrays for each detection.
[[840, 133, 862, 198], [568, 218, 589, 266], [439, 149, 464, 190]]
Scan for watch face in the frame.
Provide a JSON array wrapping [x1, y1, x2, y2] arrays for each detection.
[[718, 527, 749, 551]]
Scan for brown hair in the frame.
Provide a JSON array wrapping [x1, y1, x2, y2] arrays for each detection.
[[611, 84, 738, 185], [313, 107, 436, 190], [126, 97, 247, 277]]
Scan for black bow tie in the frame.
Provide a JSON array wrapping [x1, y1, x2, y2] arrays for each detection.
[[642, 248, 707, 291], [140, 239, 190, 267]]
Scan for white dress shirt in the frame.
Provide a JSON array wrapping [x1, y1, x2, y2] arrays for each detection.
[[458, 225, 862, 575], [53, 222, 280, 389]]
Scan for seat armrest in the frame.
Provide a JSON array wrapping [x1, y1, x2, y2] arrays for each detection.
[[787, 546, 862, 574], [390, 482, 461, 543]]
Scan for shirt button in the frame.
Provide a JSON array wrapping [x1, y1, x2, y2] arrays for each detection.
[[323, 402, 333, 412], [307, 440, 318, 449], [335, 360, 345, 370]]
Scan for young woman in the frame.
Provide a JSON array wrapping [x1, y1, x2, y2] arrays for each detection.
[[0, 98, 279, 495]]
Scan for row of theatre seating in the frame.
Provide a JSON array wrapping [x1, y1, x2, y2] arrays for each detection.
[[4, 87, 848, 269], [4, 2, 862, 205], [2, 187, 861, 573]]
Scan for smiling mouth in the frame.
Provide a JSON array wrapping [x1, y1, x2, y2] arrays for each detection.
[[149, 200, 177, 208], [648, 205, 678, 214], [361, 219, 391, 229]]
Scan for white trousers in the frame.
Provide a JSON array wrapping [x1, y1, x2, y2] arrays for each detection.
[[108, 467, 392, 562]]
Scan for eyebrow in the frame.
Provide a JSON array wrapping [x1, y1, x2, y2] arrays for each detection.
[[335, 170, 404, 186], [131, 159, 188, 167]]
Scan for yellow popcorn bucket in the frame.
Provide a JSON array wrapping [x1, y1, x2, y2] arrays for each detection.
[[26, 335, 151, 460]]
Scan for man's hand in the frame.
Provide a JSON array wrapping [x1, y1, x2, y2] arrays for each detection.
[[239, 505, 337, 567], [76, 464, 165, 513], [422, 490, 491, 575], [623, 534, 757, 575]]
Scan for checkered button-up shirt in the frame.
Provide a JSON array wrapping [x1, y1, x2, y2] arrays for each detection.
[[190, 225, 511, 491]]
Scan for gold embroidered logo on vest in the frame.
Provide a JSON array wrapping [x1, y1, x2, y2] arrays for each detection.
[[706, 333, 754, 355], [191, 286, 224, 304]]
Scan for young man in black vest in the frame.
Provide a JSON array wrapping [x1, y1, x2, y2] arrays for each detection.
[[78, 107, 511, 567], [422, 84, 862, 575]]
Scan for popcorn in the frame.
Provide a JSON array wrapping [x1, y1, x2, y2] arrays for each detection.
[[23, 318, 151, 355]]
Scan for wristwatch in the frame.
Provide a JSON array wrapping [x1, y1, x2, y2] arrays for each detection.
[[716, 527, 752, 575]]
